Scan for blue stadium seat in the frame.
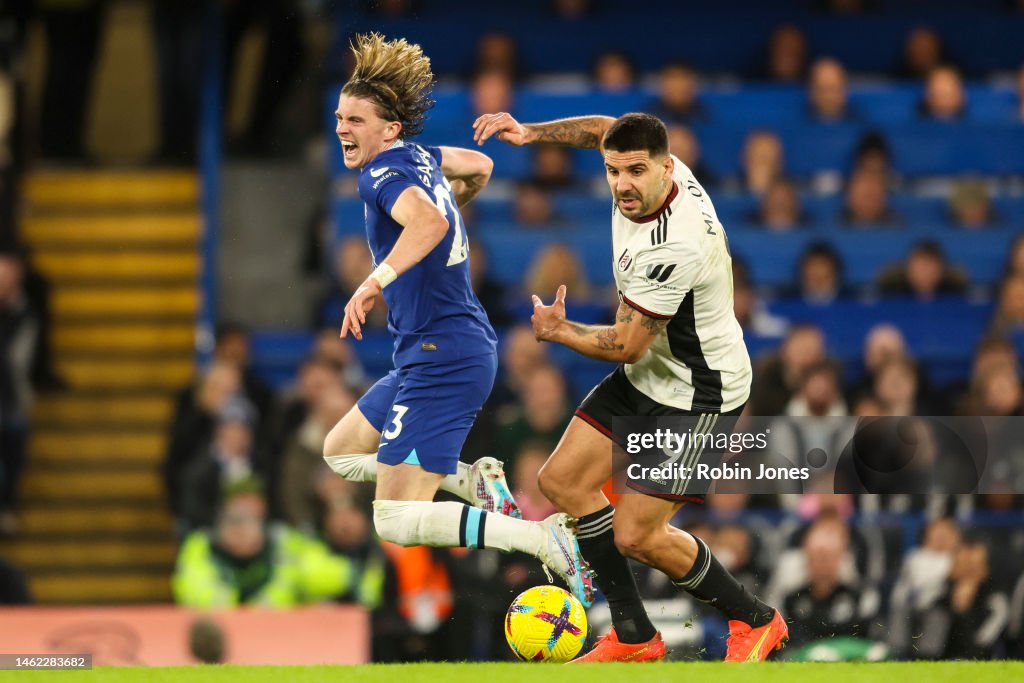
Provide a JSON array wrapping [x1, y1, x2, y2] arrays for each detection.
[[766, 298, 993, 386], [249, 330, 316, 389]]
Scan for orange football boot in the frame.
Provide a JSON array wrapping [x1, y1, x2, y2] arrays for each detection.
[[569, 627, 665, 663], [724, 609, 788, 662]]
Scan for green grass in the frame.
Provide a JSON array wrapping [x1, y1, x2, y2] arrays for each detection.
[[2, 662, 1022, 682]]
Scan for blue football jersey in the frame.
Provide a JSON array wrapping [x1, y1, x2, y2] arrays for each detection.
[[357, 141, 497, 368]]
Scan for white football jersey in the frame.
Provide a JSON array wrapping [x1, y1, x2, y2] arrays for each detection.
[[611, 156, 751, 412]]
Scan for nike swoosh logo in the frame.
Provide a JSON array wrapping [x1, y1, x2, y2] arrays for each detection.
[[369, 167, 390, 178], [746, 626, 774, 661]]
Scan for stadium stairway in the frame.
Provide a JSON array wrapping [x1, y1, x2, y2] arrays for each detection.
[[0, 169, 201, 603]]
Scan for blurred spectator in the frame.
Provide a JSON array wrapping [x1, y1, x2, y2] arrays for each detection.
[[968, 365, 1022, 416], [763, 24, 809, 82], [275, 354, 346, 453], [510, 441, 556, 521], [179, 406, 260, 531], [732, 259, 788, 338], [489, 324, 551, 412], [211, 323, 275, 426], [471, 69, 514, 117], [592, 51, 635, 93], [910, 540, 1009, 659], [164, 361, 248, 522], [320, 493, 389, 614], [469, 241, 511, 329], [920, 66, 967, 121], [889, 518, 962, 657], [948, 178, 994, 229], [311, 329, 367, 389], [647, 62, 706, 124], [750, 324, 826, 416], [851, 131, 894, 180], [755, 177, 805, 231], [496, 364, 572, 470], [514, 181, 565, 228], [712, 523, 765, 594], [953, 336, 1021, 416], [0, 251, 38, 532], [472, 32, 520, 81], [279, 381, 355, 531], [786, 361, 847, 418], [529, 144, 577, 191], [551, 0, 593, 19], [877, 241, 968, 301], [319, 235, 389, 329], [793, 242, 846, 304], [172, 481, 352, 607], [990, 274, 1024, 335], [739, 131, 785, 196], [667, 124, 716, 187], [873, 355, 929, 416], [898, 26, 947, 80], [37, 0, 104, 159], [524, 243, 591, 303], [780, 516, 880, 650], [841, 169, 902, 227], [807, 58, 856, 122], [851, 324, 907, 400]]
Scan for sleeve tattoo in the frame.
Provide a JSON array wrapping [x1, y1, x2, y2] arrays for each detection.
[[524, 116, 614, 149], [567, 321, 624, 351]]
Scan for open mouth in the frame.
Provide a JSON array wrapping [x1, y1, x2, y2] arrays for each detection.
[[340, 139, 358, 161], [618, 197, 640, 211]]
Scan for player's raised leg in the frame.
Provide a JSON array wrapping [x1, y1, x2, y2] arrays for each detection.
[[612, 492, 787, 661], [322, 370, 520, 517], [366, 357, 593, 606], [538, 417, 664, 660]]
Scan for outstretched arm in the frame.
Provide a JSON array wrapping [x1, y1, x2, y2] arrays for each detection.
[[438, 146, 493, 206], [341, 186, 448, 340], [472, 113, 615, 150], [531, 286, 669, 364]]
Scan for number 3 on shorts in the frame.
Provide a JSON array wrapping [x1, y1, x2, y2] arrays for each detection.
[[383, 404, 409, 440]]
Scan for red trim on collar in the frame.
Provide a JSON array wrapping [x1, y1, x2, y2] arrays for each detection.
[[630, 182, 679, 224]]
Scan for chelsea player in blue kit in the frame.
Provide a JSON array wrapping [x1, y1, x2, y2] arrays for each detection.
[[321, 33, 593, 606]]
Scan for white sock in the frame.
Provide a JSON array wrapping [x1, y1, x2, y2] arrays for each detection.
[[372, 500, 546, 556], [324, 453, 377, 482], [325, 453, 474, 502]]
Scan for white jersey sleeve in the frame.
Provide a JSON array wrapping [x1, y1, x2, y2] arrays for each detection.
[[622, 242, 700, 320]]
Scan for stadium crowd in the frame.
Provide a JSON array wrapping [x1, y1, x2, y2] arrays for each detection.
[[1, 0, 1024, 664]]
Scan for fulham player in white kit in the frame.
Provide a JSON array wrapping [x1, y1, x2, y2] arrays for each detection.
[[473, 112, 787, 662]]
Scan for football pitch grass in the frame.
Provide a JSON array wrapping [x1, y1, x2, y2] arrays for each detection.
[[1, 661, 1022, 682]]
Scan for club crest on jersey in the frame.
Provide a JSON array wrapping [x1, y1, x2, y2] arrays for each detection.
[[617, 248, 632, 272]]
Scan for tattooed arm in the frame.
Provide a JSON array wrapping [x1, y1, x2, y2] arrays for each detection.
[[531, 286, 670, 364], [472, 113, 615, 150]]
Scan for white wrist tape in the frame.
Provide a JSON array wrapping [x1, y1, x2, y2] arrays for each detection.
[[370, 262, 398, 288]]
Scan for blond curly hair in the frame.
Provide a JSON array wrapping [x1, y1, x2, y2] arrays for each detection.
[[342, 33, 434, 138]]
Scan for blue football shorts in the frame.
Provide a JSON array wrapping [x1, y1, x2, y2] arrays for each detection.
[[356, 352, 497, 475]]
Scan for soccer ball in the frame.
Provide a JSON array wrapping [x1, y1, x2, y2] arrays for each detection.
[[505, 585, 588, 662]]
